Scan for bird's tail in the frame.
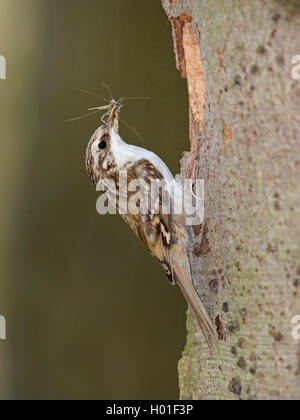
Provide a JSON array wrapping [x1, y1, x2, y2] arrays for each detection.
[[174, 264, 217, 346]]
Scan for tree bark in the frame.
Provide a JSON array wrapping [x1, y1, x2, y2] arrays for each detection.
[[162, 0, 300, 400]]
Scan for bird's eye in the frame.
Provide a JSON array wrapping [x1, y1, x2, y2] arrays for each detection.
[[98, 140, 107, 150]]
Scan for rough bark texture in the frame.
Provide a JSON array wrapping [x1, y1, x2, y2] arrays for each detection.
[[162, 0, 300, 400]]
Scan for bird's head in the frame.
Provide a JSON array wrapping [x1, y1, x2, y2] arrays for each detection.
[[86, 124, 133, 188], [86, 126, 112, 186]]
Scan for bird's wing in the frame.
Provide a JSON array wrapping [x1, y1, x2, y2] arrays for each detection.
[[122, 158, 176, 284], [122, 158, 217, 345]]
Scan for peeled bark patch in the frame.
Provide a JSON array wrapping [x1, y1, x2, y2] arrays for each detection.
[[199, 219, 211, 257], [170, 13, 205, 144]]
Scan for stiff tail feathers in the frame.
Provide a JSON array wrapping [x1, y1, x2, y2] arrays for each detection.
[[174, 265, 218, 346]]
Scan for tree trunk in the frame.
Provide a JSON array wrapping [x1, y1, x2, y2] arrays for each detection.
[[162, 0, 300, 400]]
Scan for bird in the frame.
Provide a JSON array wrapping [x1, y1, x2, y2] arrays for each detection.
[[85, 104, 217, 345]]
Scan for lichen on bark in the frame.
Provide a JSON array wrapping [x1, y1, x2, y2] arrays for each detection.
[[162, 0, 300, 400]]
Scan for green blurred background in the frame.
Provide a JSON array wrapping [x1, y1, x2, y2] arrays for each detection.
[[0, 0, 189, 399]]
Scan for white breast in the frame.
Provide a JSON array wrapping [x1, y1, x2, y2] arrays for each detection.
[[110, 128, 175, 183]]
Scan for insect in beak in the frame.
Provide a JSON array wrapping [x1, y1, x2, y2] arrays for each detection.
[[64, 86, 148, 142], [89, 99, 124, 133]]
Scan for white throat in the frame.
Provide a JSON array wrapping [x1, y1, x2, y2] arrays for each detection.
[[109, 128, 175, 182]]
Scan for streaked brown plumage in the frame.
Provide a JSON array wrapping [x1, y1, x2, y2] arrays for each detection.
[[85, 122, 217, 345]]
